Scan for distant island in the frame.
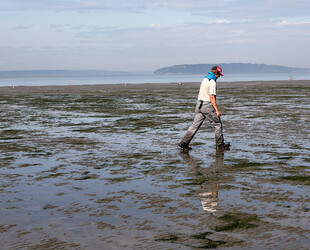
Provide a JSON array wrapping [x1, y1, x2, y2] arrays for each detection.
[[1, 63, 310, 78], [154, 63, 310, 75]]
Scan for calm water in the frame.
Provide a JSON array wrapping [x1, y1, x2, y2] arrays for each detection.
[[1, 72, 310, 87]]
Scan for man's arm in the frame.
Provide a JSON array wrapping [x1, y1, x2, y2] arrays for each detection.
[[210, 95, 221, 117]]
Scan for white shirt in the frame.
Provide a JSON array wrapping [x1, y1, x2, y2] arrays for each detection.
[[197, 78, 216, 102]]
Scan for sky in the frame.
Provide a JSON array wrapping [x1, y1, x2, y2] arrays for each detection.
[[1, 0, 310, 72]]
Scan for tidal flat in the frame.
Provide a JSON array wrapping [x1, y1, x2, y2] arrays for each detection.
[[0, 80, 310, 249]]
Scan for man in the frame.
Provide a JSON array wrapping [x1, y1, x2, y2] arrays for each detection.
[[179, 65, 230, 150]]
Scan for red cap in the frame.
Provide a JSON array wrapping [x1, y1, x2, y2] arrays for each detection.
[[212, 65, 224, 76]]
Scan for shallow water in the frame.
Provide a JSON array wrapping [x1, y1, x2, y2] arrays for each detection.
[[2, 72, 310, 87], [0, 81, 310, 249]]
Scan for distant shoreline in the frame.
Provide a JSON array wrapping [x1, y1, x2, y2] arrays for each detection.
[[1, 63, 310, 78], [0, 70, 152, 79]]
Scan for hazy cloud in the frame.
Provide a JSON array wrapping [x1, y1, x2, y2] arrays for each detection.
[[3, 0, 310, 20], [49, 24, 68, 32], [14, 24, 33, 30], [276, 20, 310, 26]]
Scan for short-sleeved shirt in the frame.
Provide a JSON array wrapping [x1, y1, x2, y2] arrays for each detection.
[[197, 78, 216, 102]]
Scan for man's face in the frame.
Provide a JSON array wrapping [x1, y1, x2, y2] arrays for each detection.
[[215, 72, 221, 79]]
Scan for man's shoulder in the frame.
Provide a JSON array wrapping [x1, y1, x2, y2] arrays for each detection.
[[209, 79, 216, 85], [202, 78, 215, 84], [203, 78, 216, 85]]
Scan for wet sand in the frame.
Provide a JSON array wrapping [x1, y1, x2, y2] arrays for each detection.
[[1, 80, 310, 249]]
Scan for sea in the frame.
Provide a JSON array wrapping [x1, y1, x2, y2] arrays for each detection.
[[1, 72, 310, 87]]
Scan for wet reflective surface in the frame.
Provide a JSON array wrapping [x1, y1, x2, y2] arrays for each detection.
[[0, 81, 310, 249]]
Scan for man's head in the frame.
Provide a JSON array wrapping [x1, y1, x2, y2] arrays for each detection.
[[211, 66, 224, 78]]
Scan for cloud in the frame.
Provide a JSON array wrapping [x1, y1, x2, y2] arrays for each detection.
[[3, 1, 310, 32], [3, 0, 310, 21], [276, 20, 310, 26], [72, 21, 268, 53], [149, 23, 164, 28], [14, 24, 33, 30], [0, 0, 142, 12], [93, 26, 120, 31], [49, 24, 67, 29], [49, 24, 68, 32], [209, 19, 230, 24], [70, 17, 310, 66]]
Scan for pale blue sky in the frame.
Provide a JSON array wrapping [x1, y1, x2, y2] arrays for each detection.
[[1, 0, 310, 71]]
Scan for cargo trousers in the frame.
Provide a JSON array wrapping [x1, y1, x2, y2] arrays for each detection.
[[182, 100, 224, 146]]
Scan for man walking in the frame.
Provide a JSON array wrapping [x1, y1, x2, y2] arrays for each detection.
[[179, 65, 230, 150]]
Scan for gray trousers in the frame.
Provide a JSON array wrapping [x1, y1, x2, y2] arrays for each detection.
[[182, 101, 224, 146]]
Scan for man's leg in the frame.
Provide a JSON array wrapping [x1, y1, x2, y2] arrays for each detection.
[[202, 104, 224, 146], [181, 106, 205, 146], [213, 117, 224, 146]]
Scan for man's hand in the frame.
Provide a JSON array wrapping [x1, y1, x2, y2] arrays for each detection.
[[210, 95, 221, 117]]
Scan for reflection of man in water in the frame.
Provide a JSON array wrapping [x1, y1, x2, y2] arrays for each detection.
[[180, 150, 224, 214]]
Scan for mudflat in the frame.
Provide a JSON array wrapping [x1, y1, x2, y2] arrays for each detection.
[[1, 80, 309, 249]]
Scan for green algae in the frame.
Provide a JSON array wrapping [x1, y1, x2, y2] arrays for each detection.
[[279, 175, 310, 184], [228, 160, 265, 170], [190, 231, 213, 239], [155, 232, 180, 242], [214, 212, 261, 232], [35, 173, 65, 181], [156, 231, 229, 249]]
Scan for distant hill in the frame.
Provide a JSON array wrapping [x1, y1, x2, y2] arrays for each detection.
[[0, 70, 136, 78], [154, 63, 310, 75]]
